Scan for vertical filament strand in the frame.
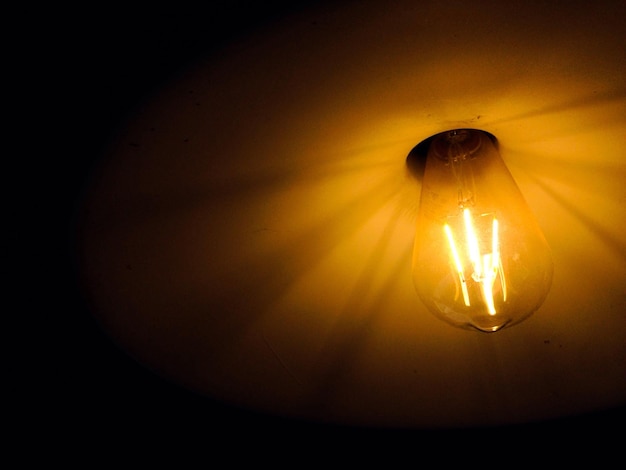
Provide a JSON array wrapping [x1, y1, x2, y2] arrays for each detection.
[[444, 209, 504, 315], [444, 224, 471, 306], [464, 208, 482, 279]]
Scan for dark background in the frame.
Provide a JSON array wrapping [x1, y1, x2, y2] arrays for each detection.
[[28, 2, 624, 456]]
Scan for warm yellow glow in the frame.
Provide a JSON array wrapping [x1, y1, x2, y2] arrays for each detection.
[[493, 218, 507, 302], [481, 253, 497, 315], [444, 208, 503, 316], [413, 129, 553, 332], [463, 208, 482, 280], [444, 223, 470, 306]]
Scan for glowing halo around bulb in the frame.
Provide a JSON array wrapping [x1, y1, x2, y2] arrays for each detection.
[[412, 129, 553, 332]]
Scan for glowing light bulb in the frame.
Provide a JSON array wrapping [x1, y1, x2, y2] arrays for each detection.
[[412, 129, 553, 332]]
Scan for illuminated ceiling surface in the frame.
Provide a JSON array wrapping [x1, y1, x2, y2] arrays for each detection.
[[78, 0, 626, 428]]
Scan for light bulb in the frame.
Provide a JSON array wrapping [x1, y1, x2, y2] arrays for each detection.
[[412, 129, 553, 332]]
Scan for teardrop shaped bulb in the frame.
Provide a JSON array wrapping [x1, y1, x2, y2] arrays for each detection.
[[412, 129, 553, 332]]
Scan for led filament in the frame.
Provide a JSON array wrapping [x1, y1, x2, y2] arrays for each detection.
[[411, 129, 552, 332], [443, 209, 505, 316]]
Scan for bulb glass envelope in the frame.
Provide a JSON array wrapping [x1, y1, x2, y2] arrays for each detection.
[[412, 129, 553, 332]]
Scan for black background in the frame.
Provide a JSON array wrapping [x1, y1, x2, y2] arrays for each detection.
[[26, 2, 624, 458]]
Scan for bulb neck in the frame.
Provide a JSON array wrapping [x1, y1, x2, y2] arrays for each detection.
[[431, 129, 483, 163], [428, 129, 487, 208]]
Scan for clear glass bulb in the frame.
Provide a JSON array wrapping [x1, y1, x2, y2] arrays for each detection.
[[412, 129, 553, 332]]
